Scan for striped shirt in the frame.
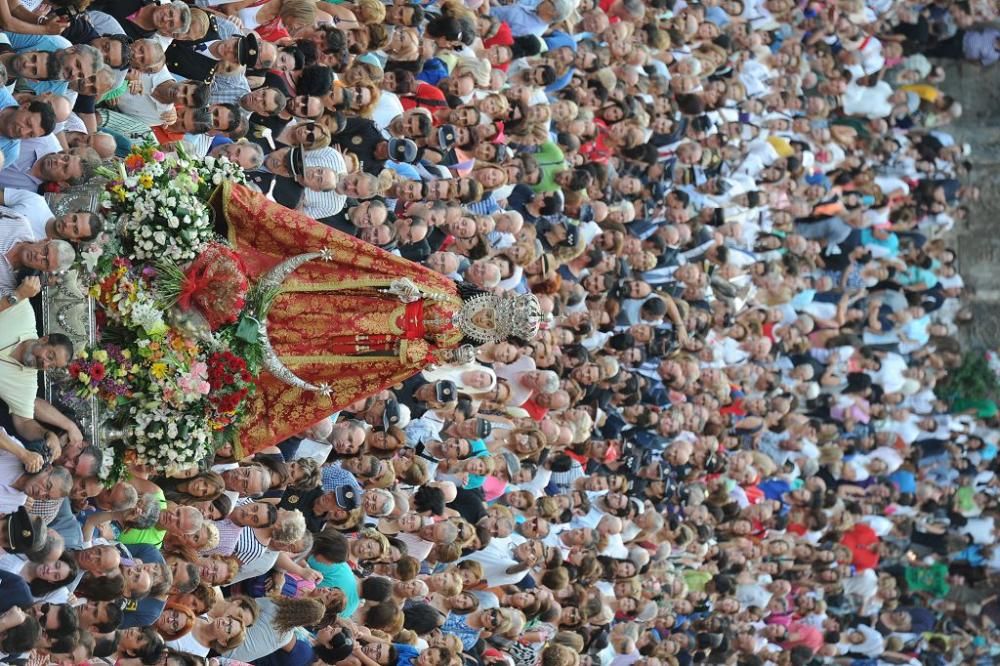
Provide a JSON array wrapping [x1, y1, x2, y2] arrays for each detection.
[[0, 209, 35, 298], [232, 525, 269, 566]]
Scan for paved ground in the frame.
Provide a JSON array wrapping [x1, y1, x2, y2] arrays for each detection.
[[936, 60, 1000, 350]]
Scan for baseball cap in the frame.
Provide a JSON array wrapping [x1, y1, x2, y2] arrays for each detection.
[[437, 124, 457, 150], [436, 380, 456, 403], [561, 223, 579, 248], [474, 418, 492, 439], [383, 397, 401, 429], [388, 138, 418, 164], [334, 486, 360, 510], [501, 451, 521, 478]]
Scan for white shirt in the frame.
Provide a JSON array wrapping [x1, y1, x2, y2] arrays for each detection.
[[0, 448, 27, 514], [115, 69, 175, 127], [167, 629, 211, 657], [3, 189, 52, 231], [294, 438, 332, 465], [371, 92, 404, 130]]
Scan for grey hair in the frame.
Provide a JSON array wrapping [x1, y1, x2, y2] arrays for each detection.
[[133, 492, 163, 529], [242, 141, 265, 169], [47, 467, 72, 497], [25, 529, 63, 564], [539, 370, 560, 394], [271, 510, 306, 543], [51, 240, 76, 272], [548, 0, 576, 22], [366, 488, 395, 517], [170, 1, 192, 34], [110, 482, 139, 511], [67, 43, 104, 73], [80, 444, 104, 473]]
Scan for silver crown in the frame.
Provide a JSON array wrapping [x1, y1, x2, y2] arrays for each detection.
[[456, 292, 542, 344]]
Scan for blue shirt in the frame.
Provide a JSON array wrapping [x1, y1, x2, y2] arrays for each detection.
[[490, 5, 548, 37], [252, 638, 315, 666], [395, 643, 421, 666], [321, 463, 363, 497], [441, 612, 482, 650], [0, 87, 21, 167]]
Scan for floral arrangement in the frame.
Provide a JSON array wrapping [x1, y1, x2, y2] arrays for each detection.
[[98, 143, 246, 265], [130, 409, 215, 473], [206, 351, 254, 430], [156, 243, 250, 331], [55, 144, 259, 484], [66, 346, 134, 407]]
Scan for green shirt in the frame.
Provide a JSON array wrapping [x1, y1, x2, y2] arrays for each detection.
[[532, 141, 567, 193], [119, 488, 167, 547], [904, 562, 949, 598], [308, 557, 359, 617]]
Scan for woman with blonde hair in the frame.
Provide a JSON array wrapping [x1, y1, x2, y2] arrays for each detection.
[[216, 0, 317, 39]]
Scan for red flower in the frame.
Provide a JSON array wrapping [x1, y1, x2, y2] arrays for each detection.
[[68, 361, 82, 377], [90, 362, 106, 382]]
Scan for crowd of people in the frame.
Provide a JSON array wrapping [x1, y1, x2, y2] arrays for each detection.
[[0, 0, 996, 664]]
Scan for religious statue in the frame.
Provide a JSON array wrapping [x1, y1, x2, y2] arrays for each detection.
[[217, 183, 542, 457]]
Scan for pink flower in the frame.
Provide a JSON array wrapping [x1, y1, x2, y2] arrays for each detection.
[[152, 151, 166, 162]]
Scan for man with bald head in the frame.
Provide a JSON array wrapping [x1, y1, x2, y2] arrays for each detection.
[[64, 130, 116, 159]]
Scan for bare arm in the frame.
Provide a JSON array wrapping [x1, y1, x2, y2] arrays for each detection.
[[32, 398, 82, 445], [0, 428, 42, 473]]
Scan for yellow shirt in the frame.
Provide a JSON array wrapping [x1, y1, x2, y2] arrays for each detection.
[[900, 83, 940, 103], [0, 300, 38, 419]]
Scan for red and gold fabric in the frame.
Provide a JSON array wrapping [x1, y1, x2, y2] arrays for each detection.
[[218, 183, 464, 457]]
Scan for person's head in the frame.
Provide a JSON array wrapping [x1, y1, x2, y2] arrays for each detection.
[[222, 463, 272, 497], [49, 211, 100, 243], [74, 544, 121, 576], [155, 603, 197, 641], [0, 614, 40, 656], [229, 501, 278, 528], [175, 81, 210, 109], [286, 94, 324, 119], [91, 34, 131, 70], [210, 140, 265, 170], [241, 86, 287, 117], [330, 420, 368, 455], [131, 39, 165, 72], [22, 466, 72, 499], [152, 1, 192, 36], [78, 599, 123, 633], [118, 626, 166, 664], [27, 553, 78, 597], [0, 98, 56, 139]]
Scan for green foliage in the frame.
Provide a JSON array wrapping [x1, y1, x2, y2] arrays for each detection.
[[935, 351, 1000, 403]]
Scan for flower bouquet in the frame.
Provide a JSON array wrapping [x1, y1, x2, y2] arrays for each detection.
[[98, 143, 246, 266], [66, 346, 136, 408], [155, 243, 250, 331], [131, 408, 215, 473]]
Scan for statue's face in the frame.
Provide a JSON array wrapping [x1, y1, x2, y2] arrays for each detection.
[[470, 307, 496, 331]]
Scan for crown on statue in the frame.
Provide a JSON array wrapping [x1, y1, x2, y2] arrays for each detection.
[[458, 292, 543, 344]]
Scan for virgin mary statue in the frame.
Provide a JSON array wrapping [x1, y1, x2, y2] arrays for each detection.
[[216, 183, 542, 457]]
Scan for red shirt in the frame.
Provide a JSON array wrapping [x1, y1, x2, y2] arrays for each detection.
[[483, 21, 513, 48], [400, 83, 448, 113], [520, 397, 547, 421], [840, 523, 880, 570], [783, 621, 823, 653]]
